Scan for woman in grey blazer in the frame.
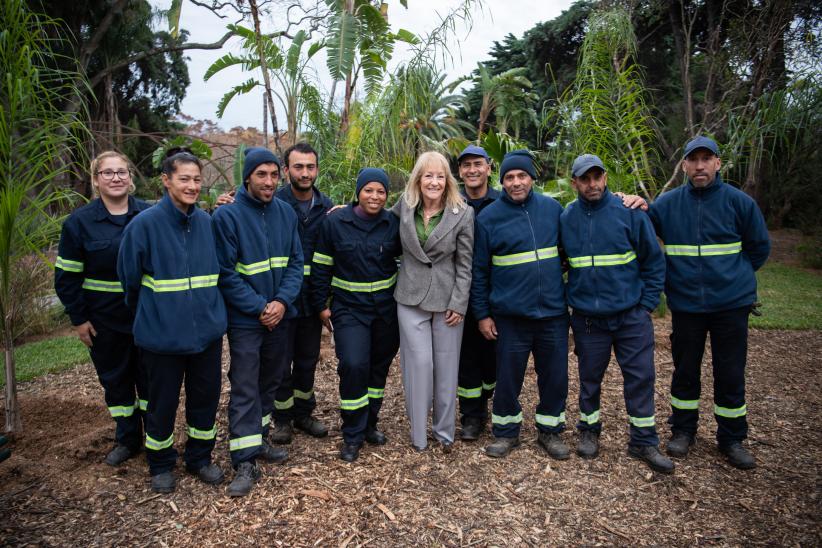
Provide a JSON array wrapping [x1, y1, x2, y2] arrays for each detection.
[[392, 151, 474, 450]]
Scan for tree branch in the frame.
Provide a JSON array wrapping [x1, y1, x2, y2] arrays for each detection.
[[89, 31, 234, 88], [80, 0, 130, 70]]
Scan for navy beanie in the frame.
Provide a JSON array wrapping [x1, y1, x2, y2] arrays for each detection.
[[242, 147, 281, 184], [355, 167, 389, 196], [499, 149, 536, 181]]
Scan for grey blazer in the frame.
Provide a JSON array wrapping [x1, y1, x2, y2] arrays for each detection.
[[391, 196, 474, 314]]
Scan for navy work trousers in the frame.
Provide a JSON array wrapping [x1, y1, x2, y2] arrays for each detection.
[[669, 306, 750, 445], [273, 315, 323, 423], [88, 325, 146, 451], [333, 309, 399, 445], [457, 311, 497, 424], [492, 314, 569, 438], [571, 306, 658, 446], [142, 339, 222, 475], [227, 321, 290, 466]]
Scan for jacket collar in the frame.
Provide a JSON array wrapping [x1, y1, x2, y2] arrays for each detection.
[[500, 188, 534, 206], [235, 183, 270, 210], [461, 185, 500, 204], [340, 203, 391, 230], [93, 195, 141, 222], [277, 183, 328, 212], [687, 173, 723, 195], [159, 192, 196, 224], [577, 187, 612, 211]]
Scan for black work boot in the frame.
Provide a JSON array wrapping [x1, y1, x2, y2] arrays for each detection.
[[484, 437, 520, 458], [294, 415, 329, 438], [150, 471, 176, 493], [339, 442, 362, 462], [666, 431, 695, 458], [719, 443, 756, 470], [576, 430, 600, 459], [270, 421, 293, 444], [188, 463, 225, 485], [537, 432, 570, 460], [628, 445, 675, 474], [228, 461, 261, 497], [104, 444, 139, 466], [258, 441, 288, 464], [460, 417, 483, 441], [365, 427, 387, 445]]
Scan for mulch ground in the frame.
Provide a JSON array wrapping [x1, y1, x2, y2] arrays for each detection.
[[1, 321, 820, 547]]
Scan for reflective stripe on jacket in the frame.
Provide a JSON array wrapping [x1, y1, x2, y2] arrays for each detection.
[[471, 190, 566, 320], [213, 184, 304, 328], [648, 175, 770, 313], [55, 196, 151, 333], [117, 194, 227, 354], [561, 188, 665, 316]]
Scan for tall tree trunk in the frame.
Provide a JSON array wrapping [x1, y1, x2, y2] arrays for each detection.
[[669, 0, 695, 137], [248, 0, 282, 155], [338, 0, 355, 134], [262, 93, 269, 148], [4, 329, 21, 432]]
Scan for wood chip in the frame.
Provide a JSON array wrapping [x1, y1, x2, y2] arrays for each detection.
[[299, 489, 332, 501], [376, 503, 395, 521]]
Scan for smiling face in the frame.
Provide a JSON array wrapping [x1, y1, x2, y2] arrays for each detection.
[[358, 181, 387, 215], [682, 148, 721, 188], [246, 162, 280, 203], [162, 161, 202, 212], [93, 156, 131, 201], [571, 167, 607, 202], [458, 155, 491, 194], [502, 169, 533, 203], [418, 163, 447, 206]]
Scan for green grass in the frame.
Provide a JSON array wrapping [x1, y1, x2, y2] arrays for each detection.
[[752, 262, 822, 329], [0, 335, 89, 386]]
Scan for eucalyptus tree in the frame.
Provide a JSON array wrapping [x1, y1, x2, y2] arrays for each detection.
[[1, 0, 88, 432]]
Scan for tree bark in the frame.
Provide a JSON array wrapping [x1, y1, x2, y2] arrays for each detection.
[[4, 334, 21, 432], [249, 0, 282, 155], [669, 0, 694, 137], [338, 0, 355, 134]]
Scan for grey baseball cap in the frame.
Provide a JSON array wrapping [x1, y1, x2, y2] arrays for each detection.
[[683, 136, 720, 158], [571, 154, 606, 177]]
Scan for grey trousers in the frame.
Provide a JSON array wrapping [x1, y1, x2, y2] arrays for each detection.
[[397, 303, 464, 448]]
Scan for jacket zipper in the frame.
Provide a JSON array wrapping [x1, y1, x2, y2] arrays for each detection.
[[184, 217, 198, 338], [522, 203, 543, 317], [588, 209, 599, 313]]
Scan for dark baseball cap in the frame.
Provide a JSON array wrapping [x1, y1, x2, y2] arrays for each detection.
[[571, 154, 606, 177], [683, 136, 719, 158], [458, 144, 490, 162]]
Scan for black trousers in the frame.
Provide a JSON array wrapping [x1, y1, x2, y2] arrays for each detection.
[[669, 306, 750, 445], [457, 311, 497, 424], [142, 339, 222, 475], [227, 322, 290, 466], [333, 310, 399, 445], [88, 325, 146, 451], [273, 315, 324, 423]]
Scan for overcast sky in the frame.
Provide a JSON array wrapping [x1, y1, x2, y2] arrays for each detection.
[[153, 0, 575, 130]]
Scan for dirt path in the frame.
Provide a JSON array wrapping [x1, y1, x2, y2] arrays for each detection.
[[1, 324, 820, 546]]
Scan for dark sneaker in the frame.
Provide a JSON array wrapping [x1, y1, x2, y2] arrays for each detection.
[[576, 430, 599, 459], [270, 421, 293, 444], [339, 442, 362, 462], [628, 445, 675, 474], [365, 427, 387, 445], [104, 444, 139, 466], [666, 432, 695, 458], [228, 462, 261, 497], [719, 443, 756, 470], [150, 471, 176, 493], [258, 441, 288, 464], [484, 437, 520, 458], [294, 415, 329, 438], [537, 432, 570, 461], [188, 463, 225, 485], [460, 417, 483, 441]]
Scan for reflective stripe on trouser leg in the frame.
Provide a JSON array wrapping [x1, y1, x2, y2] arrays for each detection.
[[88, 326, 144, 450], [291, 315, 323, 418], [227, 327, 267, 465], [142, 349, 186, 475], [612, 306, 658, 446], [668, 311, 707, 437], [458, 311, 497, 423], [180, 339, 223, 471], [708, 307, 750, 445], [263, 320, 294, 431], [532, 315, 569, 434], [334, 313, 374, 445], [366, 314, 399, 430], [571, 312, 609, 434], [491, 316, 531, 438]]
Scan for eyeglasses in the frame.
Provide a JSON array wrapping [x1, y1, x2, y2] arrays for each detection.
[[96, 169, 131, 180]]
